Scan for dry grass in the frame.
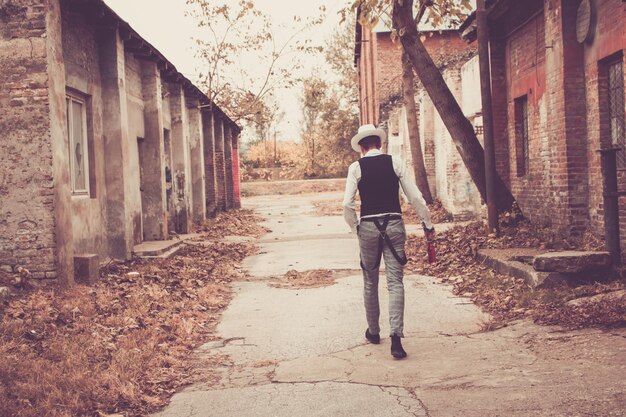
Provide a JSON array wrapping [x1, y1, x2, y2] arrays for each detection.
[[0, 211, 265, 417], [405, 220, 625, 330]]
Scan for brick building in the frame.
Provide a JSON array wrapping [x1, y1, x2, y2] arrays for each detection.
[[354, 23, 483, 219], [0, 0, 242, 284], [462, 0, 625, 251]]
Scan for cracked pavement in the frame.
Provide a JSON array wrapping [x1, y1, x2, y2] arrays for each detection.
[[154, 188, 626, 417]]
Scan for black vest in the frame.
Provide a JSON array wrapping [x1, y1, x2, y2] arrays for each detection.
[[358, 154, 402, 217]]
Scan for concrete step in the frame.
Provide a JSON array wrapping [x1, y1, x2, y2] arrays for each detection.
[[478, 248, 550, 288], [133, 233, 240, 258], [478, 248, 613, 288], [133, 233, 201, 258], [133, 239, 184, 257], [533, 251, 611, 273], [566, 290, 626, 307]]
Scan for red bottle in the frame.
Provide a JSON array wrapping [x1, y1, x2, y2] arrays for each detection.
[[423, 225, 437, 264]]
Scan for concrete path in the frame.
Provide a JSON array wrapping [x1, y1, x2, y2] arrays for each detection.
[[155, 189, 626, 417]]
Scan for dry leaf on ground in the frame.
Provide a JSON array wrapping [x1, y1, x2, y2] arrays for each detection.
[[195, 209, 270, 238], [269, 269, 341, 289], [0, 212, 264, 417], [405, 220, 624, 330]]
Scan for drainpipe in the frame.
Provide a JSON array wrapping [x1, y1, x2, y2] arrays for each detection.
[[599, 147, 622, 265], [477, 0, 499, 234]]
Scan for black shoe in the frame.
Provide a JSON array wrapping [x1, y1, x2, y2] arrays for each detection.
[[365, 329, 380, 344], [391, 335, 407, 359]]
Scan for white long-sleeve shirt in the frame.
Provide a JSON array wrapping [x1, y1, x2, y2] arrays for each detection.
[[342, 149, 433, 233]]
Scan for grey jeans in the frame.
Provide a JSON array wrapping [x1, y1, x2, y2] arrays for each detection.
[[357, 218, 406, 337]]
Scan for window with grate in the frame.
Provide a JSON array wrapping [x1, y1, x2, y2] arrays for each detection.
[[66, 94, 90, 195], [608, 59, 625, 168], [514, 95, 529, 177]]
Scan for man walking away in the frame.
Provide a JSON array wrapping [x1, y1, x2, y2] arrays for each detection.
[[342, 124, 435, 359]]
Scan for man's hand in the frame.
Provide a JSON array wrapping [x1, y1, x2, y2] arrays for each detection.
[[422, 223, 435, 241]]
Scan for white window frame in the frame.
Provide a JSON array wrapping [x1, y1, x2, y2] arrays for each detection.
[[66, 93, 90, 195]]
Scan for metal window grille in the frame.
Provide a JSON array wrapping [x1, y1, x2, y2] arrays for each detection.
[[474, 125, 484, 136], [608, 59, 625, 168], [514, 96, 529, 177]]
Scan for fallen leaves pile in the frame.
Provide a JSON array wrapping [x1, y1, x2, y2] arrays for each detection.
[[402, 199, 452, 225], [269, 269, 339, 289], [405, 221, 625, 330], [0, 211, 264, 417], [195, 209, 269, 238]]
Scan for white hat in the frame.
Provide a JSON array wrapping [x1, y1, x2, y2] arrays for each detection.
[[350, 124, 387, 153]]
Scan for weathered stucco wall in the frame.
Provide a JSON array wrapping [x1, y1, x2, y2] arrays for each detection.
[[432, 65, 483, 220], [461, 54, 481, 117], [187, 101, 206, 223], [124, 52, 145, 244], [140, 61, 168, 241], [1, 0, 241, 282], [168, 83, 193, 233], [61, 2, 107, 259], [385, 58, 482, 219]]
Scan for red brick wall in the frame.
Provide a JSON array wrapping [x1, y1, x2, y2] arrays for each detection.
[[357, 26, 377, 125], [503, 0, 592, 233], [496, 0, 592, 233], [374, 31, 473, 116], [224, 124, 234, 209], [232, 134, 241, 209], [357, 27, 474, 128], [0, 1, 59, 278], [560, 0, 591, 235], [493, 0, 626, 250], [502, 10, 552, 225], [489, 36, 511, 186], [584, 0, 626, 250], [375, 34, 403, 114]]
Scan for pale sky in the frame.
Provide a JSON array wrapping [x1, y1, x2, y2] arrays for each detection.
[[103, 0, 348, 141]]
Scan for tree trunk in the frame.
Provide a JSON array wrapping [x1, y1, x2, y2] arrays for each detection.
[[402, 50, 433, 204], [392, 0, 515, 212]]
